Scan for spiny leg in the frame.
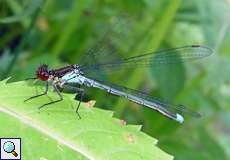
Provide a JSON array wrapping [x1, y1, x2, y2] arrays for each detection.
[[39, 84, 63, 109], [24, 81, 49, 102]]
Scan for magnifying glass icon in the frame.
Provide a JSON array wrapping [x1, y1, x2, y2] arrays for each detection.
[[3, 141, 18, 157]]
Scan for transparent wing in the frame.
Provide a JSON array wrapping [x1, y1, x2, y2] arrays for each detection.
[[79, 14, 132, 67], [81, 45, 213, 75]]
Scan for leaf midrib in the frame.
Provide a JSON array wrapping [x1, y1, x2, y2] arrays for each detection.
[[0, 105, 95, 160]]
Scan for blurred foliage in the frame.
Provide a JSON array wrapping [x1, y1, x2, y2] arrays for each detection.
[[0, 0, 229, 159]]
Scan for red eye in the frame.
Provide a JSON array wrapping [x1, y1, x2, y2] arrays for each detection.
[[36, 64, 49, 81], [37, 71, 49, 81], [41, 73, 49, 81]]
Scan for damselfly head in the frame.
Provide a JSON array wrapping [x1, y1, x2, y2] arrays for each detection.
[[36, 64, 50, 81]]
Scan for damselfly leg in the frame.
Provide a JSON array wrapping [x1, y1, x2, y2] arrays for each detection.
[[24, 81, 63, 109], [24, 81, 49, 102], [38, 84, 63, 109], [63, 84, 85, 119]]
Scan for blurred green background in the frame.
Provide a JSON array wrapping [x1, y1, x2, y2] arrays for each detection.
[[0, 0, 229, 159]]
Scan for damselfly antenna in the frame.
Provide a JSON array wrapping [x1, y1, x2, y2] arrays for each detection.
[[25, 77, 37, 80]]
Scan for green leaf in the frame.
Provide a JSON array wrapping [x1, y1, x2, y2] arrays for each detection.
[[0, 79, 173, 160]]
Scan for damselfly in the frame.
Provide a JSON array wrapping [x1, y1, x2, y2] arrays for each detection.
[[25, 45, 213, 123]]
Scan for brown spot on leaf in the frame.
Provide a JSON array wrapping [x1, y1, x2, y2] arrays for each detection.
[[85, 100, 96, 108], [119, 119, 127, 126], [127, 134, 135, 143]]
